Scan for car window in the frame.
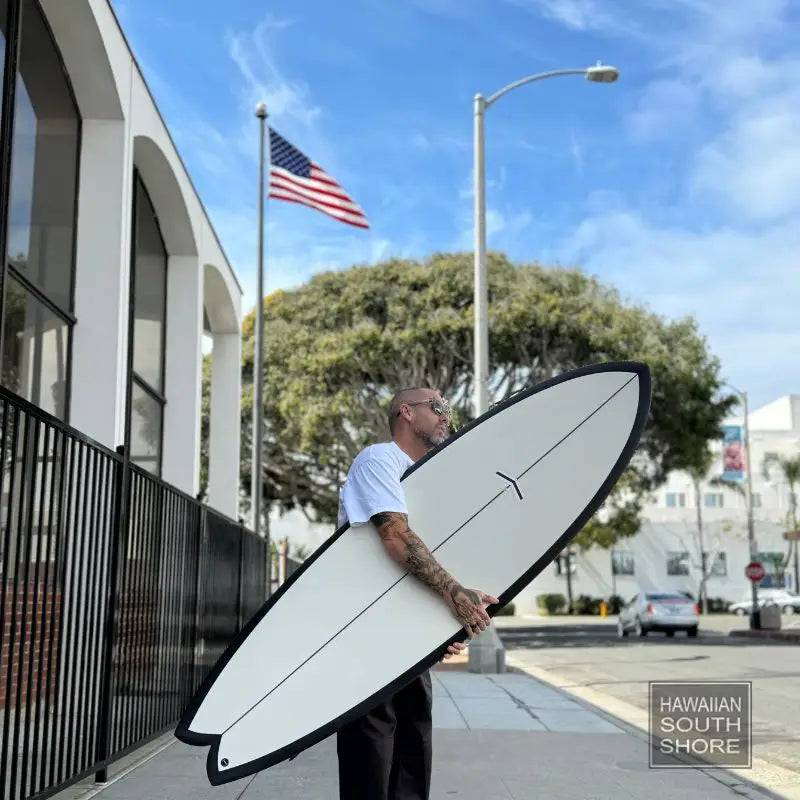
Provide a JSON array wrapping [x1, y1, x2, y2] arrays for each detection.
[[646, 593, 689, 601]]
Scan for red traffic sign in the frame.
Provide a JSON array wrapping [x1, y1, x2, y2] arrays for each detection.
[[745, 562, 765, 582]]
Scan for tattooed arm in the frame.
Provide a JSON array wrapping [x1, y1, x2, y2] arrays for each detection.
[[370, 511, 498, 638]]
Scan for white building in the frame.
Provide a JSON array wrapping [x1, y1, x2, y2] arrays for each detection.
[[0, 0, 242, 517], [275, 395, 800, 612], [511, 394, 800, 613]]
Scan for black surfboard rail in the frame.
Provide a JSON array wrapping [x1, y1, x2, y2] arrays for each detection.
[[176, 360, 651, 785]]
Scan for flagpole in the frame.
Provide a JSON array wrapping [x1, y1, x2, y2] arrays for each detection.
[[253, 102, 268, 552]]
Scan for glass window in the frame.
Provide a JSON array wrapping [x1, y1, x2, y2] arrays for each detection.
[[612, 550, 634, 576], [130, 381, 161, 473], [1, 2, 7, 131], [6, 0, 78, 310], [646, 593, 689, 601], [756, 551, 787, 588], [555, 553, 576, 575], [667, 551, 690, 576], [132, 181, 166, 393], [666, 492, 686, 508], [1, 276, 68, 418], [704, 551, 727, 577], [704, 492, 724, 508]]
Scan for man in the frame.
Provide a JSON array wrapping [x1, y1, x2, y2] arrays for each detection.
[[336, 386, 498, 800]]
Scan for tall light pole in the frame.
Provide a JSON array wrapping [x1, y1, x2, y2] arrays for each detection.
[[473, 63, 619, 417], [725, 383, 760, 629], [253, 102, 268, 542]]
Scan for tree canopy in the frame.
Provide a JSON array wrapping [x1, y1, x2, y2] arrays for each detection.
[[225, 252, 733, 549]]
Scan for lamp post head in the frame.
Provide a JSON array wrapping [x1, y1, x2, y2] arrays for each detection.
[[255, 101, 268, 119], [585, 62, 619, 83]]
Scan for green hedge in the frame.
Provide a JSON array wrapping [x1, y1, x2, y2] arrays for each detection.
[[536, 593, 567, 615], [574, 594, 603, 615], [495, 602, 516, 617]]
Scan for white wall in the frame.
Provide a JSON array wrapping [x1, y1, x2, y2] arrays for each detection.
[[40, 0, 243, 508]]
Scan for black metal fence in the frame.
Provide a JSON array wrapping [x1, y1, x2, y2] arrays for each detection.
[[0, 388, 268, 800]]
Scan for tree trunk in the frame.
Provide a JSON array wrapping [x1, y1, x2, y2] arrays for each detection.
[[694, 478, 708, 614], [564, 550, 575, 614]]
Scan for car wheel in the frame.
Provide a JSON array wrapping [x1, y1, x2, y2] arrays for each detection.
[[665, 630, 675, 637], [634, 618, 647, 637], [687, 627, 698, 637], [783, 605, 796, 615], [617, 620, 628, 638], [734, 607, 746, 616]]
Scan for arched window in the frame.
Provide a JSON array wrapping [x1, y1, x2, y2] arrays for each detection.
[[129, 173, 167, 475], [0, 0, 79, 421]]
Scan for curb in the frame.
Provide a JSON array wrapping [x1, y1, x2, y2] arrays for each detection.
[[729, 629, 800, 644]]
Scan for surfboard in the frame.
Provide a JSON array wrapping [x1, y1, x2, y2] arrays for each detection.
[[176, 361, 651, 784]]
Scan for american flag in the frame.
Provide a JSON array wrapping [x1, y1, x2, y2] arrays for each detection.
[[269, 128, 369, 229]]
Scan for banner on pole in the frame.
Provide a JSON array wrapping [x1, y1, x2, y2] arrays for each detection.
[[721, 425, 745, 481]]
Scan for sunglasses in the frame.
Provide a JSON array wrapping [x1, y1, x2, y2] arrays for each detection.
[[398, 398, 452, 420]]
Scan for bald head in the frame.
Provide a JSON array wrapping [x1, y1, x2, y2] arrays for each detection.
[[387, 386, 451, 459], [388, 387, 429, 435]]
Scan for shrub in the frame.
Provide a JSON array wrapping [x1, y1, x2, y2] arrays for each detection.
[[536, 593, 566, 615], [707, 596, 731, 613], [495, 602, 516, 617], [607, 594, 624, 614], [574, 595, 604, 615]]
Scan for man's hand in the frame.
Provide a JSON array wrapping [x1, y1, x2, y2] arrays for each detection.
[[369, 512, 499, 637], [443, 586, 499, 638], [441, 640, 467, 662]]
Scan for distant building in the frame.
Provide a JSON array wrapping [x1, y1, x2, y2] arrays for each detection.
[[513, 394, 800, 612]]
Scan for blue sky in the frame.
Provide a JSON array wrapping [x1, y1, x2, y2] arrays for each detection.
[[112, 0, 800, 410]]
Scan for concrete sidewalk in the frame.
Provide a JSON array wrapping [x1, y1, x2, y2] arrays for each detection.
[[61, 669, 776, 800]]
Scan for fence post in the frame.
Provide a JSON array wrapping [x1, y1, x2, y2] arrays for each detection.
[[236, 524, 244, 634], [190, 500, 207, 693], [95, 444, 129, 783], [278, 538, 288, 587]]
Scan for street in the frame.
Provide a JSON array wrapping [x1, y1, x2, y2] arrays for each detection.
[[497, 616, 800, 784]]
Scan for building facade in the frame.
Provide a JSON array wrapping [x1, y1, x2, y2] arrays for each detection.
[[511, 394, 800, 613], [0, 0, 242, 517]]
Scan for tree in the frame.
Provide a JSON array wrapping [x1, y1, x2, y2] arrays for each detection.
[[689, 451, 714, 614], [682, 452, 746, 614], [199, 353, 212, 500], [762, 452, 800, 590], [232, 253, 733, 548]]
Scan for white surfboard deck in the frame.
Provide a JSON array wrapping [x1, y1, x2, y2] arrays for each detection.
[[176, 362, 651, 784]]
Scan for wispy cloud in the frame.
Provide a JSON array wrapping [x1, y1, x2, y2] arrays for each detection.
[[511, 0, 604, 31], [626, 80, 700, 141], [547, 199, 800, 406], [568, 129, 584, 176], [226, 16, 322, 130], [506, 0, 649, 40]]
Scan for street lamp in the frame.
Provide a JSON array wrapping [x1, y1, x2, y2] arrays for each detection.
[[473, 62, 619, 417], [724, 383, 760, 630]]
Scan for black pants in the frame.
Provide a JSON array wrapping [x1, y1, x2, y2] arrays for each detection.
[[337, 670, 432, 800]]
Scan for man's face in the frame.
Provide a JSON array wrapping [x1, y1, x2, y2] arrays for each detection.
[[407, 390, 451, 450]]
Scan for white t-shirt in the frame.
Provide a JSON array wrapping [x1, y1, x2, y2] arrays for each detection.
[[337, 441, 415, 528]]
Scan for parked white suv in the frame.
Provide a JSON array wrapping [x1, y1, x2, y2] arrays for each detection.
[[729, 589, 800, 615]]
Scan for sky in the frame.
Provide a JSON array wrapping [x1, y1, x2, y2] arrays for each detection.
[[112, 0, 800, 410]]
